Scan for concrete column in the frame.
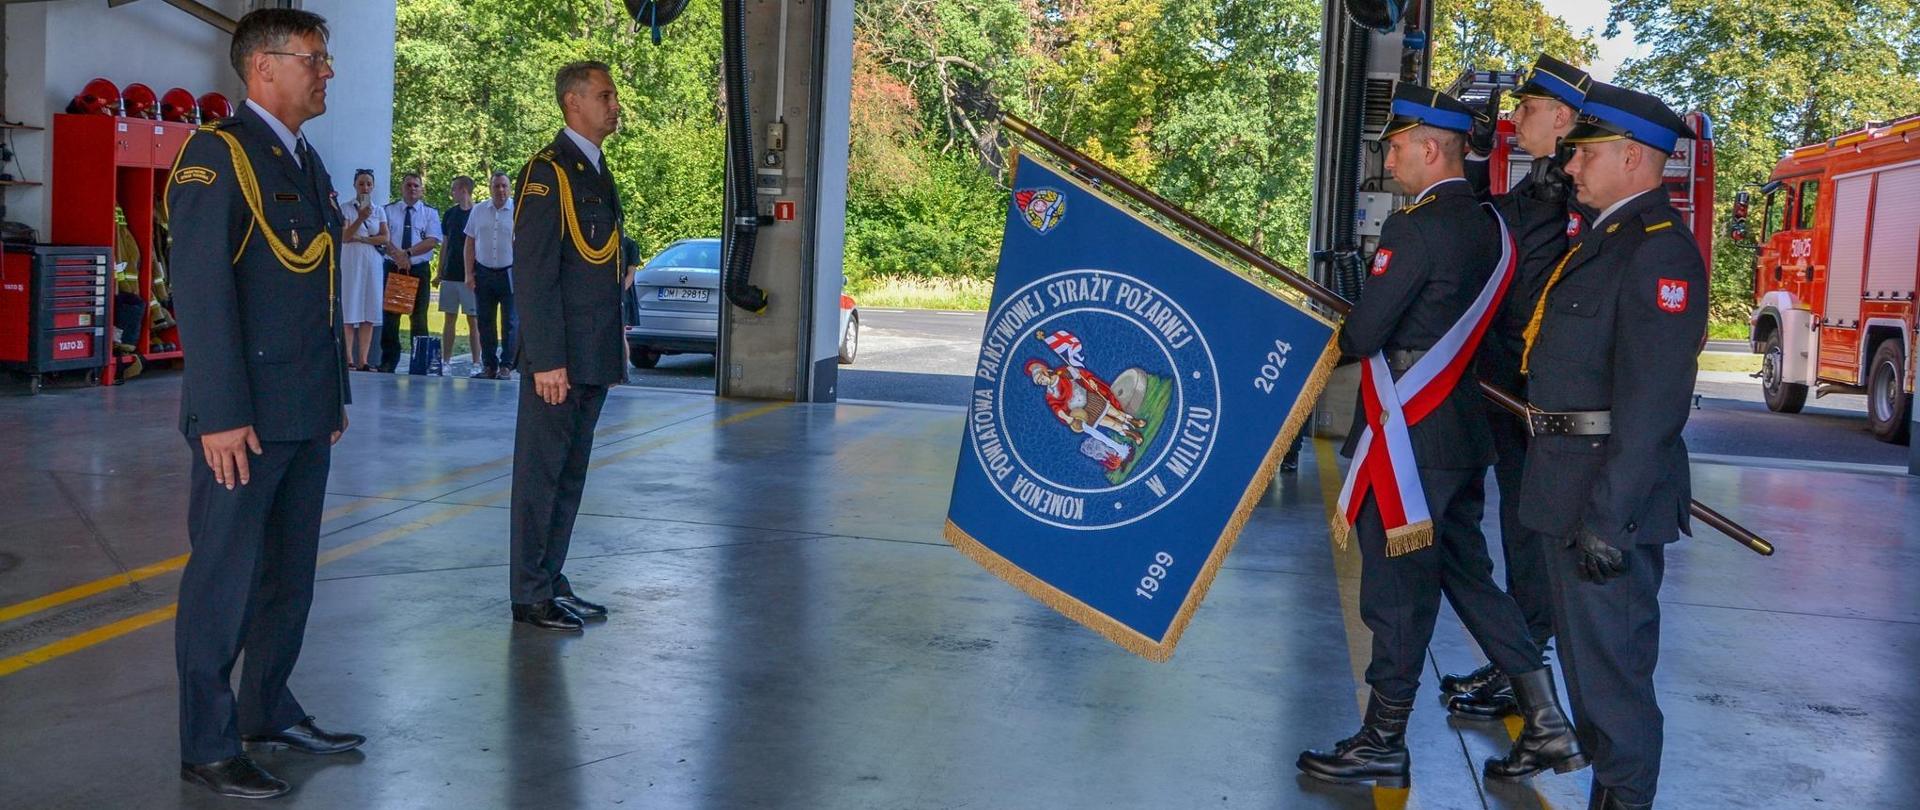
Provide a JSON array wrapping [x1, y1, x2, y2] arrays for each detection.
[[715, 0, 853, 402]]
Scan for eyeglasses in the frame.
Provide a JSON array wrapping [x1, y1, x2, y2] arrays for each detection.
[[266, 51, 334, 69]]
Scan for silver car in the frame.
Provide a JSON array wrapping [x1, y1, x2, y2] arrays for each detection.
[[623, 237, 861, 369], [625, 238, 722, 368]]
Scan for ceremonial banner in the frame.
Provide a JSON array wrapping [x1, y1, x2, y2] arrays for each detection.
[[944, 152, 1340, 661]]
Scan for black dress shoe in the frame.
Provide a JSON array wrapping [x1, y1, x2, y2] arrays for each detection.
[[1440, 661, 1502, 697], [243, 716, 366, 755], [553, 593, 608, 620], [1446, 678, 1519, 720], [512, 600, 584, 631], [1297, 690, 1413, 788], [181, 755, 290, 800], [472, 368, 495, 379]]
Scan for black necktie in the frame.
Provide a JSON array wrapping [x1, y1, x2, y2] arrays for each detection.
[[402, 206, 415, 257]]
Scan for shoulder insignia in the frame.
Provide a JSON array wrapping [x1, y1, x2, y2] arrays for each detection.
[[172, 166, 217, 186], [523, 182, 551, 197], [1566, 212, 1584, 238], [1370, 248, 1394, 276], [1644, 220, 1674, 233], [1606, 222, 1621, 234], [197, 117, 239, 132], [537, 148, 557, 160], [1398, 196, 1437, 215], [1656, 277, 1689, 313]]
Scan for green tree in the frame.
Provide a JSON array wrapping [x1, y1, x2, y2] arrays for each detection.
[[1607, 0, 1920, 320], [1429, 0, 1600, 85]]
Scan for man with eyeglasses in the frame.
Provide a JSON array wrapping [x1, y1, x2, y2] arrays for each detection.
[[165, 8, 365, 800]]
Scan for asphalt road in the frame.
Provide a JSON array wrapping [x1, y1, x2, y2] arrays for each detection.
[[621, 308, 1909, 469]]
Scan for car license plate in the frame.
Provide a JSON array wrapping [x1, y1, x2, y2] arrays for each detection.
[[660, 287, 709, 302]]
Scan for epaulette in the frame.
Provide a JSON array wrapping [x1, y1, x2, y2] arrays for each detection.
[[197, 117, 240, 132], [536, 147, 557, 161], [1398, 195, 1437, 215], [1639, 208, 1681, 235]]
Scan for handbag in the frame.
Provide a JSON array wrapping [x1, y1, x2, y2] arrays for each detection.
[[382, 271, 420, 313]]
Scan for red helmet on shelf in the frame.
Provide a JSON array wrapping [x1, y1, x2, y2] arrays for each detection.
[[161, 87, 199, 123], [197, 92, 233, 122], [122, 83, 159, 119], [66, 77, 121, 116]]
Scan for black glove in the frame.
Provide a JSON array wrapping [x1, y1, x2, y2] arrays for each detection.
[[1571, 525, 1629, 583], [1468, 89, 1501, 158], [1528, 142, 1576, 206]]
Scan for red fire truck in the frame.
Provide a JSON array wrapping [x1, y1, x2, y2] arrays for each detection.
[[1734, 114, 1920, 442]]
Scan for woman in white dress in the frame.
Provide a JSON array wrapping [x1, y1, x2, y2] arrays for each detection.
[[339, 169, 389, 370]]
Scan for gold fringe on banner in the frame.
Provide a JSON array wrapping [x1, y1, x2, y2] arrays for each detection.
[[945, 336, 1343, 663]]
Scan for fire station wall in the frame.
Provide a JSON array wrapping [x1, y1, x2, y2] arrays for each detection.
[[2, 0, 395, 238]]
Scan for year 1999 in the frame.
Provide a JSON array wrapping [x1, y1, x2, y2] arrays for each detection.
[[1135, 551, 1174, 600]]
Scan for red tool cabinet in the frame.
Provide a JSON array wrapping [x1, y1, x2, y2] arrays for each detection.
[[51, 113, 195, 385], [0, 245, 112, 394]]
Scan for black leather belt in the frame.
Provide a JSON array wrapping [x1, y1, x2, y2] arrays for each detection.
[[1526, 407, 1612, 436], [1386, 349, 1427, 373], [477, 264, 512, 272]]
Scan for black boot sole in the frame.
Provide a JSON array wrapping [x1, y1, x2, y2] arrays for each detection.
[[1446, 704, 1519, 721], [241, 738, 364, 755]]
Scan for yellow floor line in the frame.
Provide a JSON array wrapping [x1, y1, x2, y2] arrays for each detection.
[[1312, 438, 1413, 810], [0, 604, 177, 678], [0, 554, 187, 625], [0, 404, 716, 628], [0, 400, 791, 678]]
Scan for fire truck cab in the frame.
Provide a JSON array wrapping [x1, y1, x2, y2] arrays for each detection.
[[1736, 114, 1920, 443]]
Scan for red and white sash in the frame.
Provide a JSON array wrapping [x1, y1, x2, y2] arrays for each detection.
[[1334, 204, 1517, 556]]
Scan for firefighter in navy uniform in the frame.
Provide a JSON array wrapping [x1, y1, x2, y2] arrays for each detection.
[[1439, 54, 1594, 720], [166, 9, 366, 801], [1297, 85, 1585, 790], [1517, 83, 1707, 810], [506, 61, 627, 632]]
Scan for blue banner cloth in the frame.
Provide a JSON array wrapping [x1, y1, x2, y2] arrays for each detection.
[[944, 152, 1339, 661]]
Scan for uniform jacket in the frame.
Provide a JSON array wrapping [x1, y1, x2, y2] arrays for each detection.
[[513, 131, 627, 386], [1338, 178, 1500, 470], [1518, 190, 1706, 547], [166, 104, 349, 441], [1468, 155, 1588, 393]]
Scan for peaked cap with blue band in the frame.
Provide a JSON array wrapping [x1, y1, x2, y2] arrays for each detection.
[[1564, 82, 1696, 155], [1513, 54, 1591, 110], [1382, 84, 1480, 139]]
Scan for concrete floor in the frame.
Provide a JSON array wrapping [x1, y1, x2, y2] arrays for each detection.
[[0, 371, 1915, 809]]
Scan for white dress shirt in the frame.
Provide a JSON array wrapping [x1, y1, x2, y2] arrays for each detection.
[[562, 127, 603, 172], [465, 197, 515, 269], [383, 200, 443, 267], [244, 98, 304, 168], [1593, 188, 1662, 229]]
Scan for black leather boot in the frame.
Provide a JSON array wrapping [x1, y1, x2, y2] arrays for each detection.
[[1439, 661, 1501, 696], [1445, 675, 1518, 720], [1297, 691, 1413, 788], [1484, 666, 1589, 781]]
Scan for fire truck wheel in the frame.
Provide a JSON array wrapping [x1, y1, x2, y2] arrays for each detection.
[[1866, 340, 1911, 444], [1760, 332, 1807, 414]]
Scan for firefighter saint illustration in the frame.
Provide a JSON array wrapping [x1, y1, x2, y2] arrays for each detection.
[[1025, 329, 1171, 475]]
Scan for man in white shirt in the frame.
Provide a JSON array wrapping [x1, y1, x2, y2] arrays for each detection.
[[465, 171, 516, 378], [377, 171, 442, 372]]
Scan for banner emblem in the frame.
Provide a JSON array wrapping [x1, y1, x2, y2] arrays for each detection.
[[972, 271, 1219, 530], [946, 153, 1338, 661], [1013, 187, 1068, 235]]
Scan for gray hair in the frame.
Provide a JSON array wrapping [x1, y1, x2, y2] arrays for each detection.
[[230, 9, 330, 81], [554, 61, 612, 108]]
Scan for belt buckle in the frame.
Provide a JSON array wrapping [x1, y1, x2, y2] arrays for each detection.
[[1524, 404, 1543, 437]]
